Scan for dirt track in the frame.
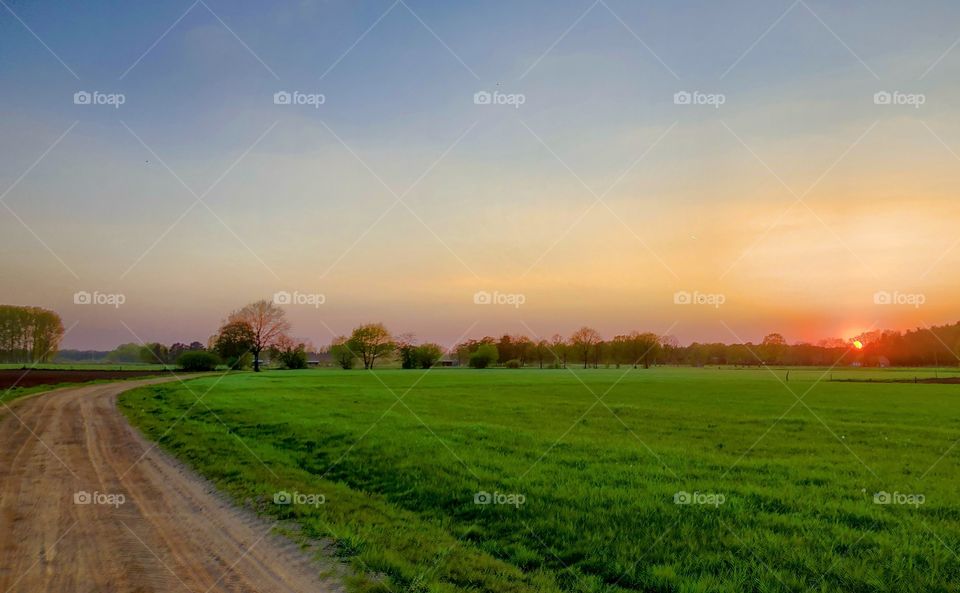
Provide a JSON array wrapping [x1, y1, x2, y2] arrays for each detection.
[[0, 378, 341, 593]]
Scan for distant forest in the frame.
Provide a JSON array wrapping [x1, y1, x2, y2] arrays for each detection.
[[0, 305, 64, 363]]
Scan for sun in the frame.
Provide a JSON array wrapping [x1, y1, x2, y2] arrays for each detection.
[[853, 340, 863, 350]]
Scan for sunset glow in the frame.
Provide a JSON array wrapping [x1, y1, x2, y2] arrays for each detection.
[[1, 2, 958, 350]]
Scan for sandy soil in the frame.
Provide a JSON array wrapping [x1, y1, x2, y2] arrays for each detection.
[[0, 378, 343, 592]]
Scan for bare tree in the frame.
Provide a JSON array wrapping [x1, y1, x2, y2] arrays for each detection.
[[569, 327, 601, 369], [227, 300, 291, 372]]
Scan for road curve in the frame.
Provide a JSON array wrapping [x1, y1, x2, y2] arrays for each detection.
[[0, 378, 342, 593]]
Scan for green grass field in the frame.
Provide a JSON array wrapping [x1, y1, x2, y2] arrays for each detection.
[[119, 368, 960, 593]]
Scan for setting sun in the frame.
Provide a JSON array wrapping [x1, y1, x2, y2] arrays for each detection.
[[853, 340, 864, 349]]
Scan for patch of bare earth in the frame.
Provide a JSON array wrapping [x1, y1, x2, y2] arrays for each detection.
[[0, 378, 344, 593]]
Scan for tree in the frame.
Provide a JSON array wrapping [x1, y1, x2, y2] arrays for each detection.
[[329, 336, 357, 369], [106, 343, 143, 363], [227, 300, 291, 372], [139, 342, 170, 365], [550, 334, 567, 368], [534, 339, 549, 369], [270, 335, 309, 369], [415, 343, 444, 368], [395, 333, 419, 369], [0, 305, 64, 363], [348, 323, 395, 370], [570, 327, 602, 369], [761, 333, 786, 364], [213, 320, 256, 369], [628, 331, 661, 368], [469, 343, 498, 368], [514, 336, 533, 366]]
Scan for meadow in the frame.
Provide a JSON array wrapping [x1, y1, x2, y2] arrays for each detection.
[[119, 367, 960, 593]]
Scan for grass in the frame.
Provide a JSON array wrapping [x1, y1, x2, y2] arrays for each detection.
[[118, 367, 960, 593]]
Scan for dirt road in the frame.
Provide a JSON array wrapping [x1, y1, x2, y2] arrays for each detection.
[[0, 378, 341, 593]]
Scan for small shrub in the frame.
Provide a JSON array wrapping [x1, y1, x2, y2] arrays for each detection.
[[504, 359, 522, 369], [176, 350, 220, 371]]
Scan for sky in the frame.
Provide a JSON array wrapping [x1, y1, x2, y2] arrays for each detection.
[[2, 0, 960, 350]]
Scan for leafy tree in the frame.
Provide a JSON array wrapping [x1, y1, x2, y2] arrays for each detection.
[[415, 343, 444, 369], [227, 300, 291, 372], [213, 320, 256, 370], [761, 333, 787, 364], [0, 305, 64, 363], [348, 323, 395, 370], [628, 331, 661, 368], [329, 336, 357, 369], [106, 343, 144, 363], [139, 342, 170, 365], [469, 343, 498, 368]]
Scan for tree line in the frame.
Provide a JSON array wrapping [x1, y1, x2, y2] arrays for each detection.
[[19, 297, 960, 371], [199, 303, 960, 370], [0, 305, 65, 363]]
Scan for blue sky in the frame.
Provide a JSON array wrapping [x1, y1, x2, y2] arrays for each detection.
[[3, 0, 960, 349]]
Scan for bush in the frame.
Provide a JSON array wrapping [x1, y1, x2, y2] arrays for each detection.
[[468, 343, 499, 369], [275, 344, 308, 369], [415, 343, 444, 369], [504, 359, 522, 369], [176, 350, 220, 371]]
